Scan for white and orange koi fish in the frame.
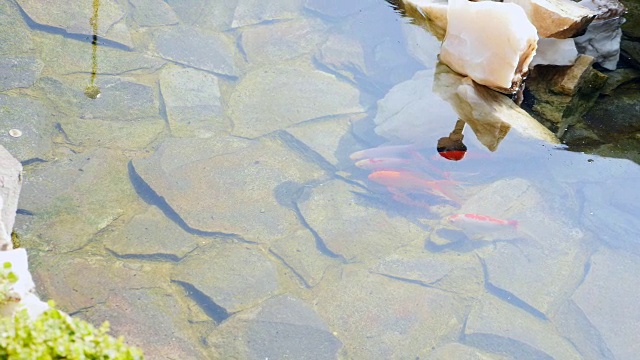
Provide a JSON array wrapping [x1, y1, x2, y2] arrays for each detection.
[[447, 213, 518, 239]]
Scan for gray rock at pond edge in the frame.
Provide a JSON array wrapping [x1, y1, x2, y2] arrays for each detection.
[[269, 229, 335, 288], [231, 0, 301, 28], [572, 249, 640, 360], [466, 178, 590, 316], [0, 146, 22, 249], [0, 57, 43, 91], [228, 60, 364, 138], [129, 0, 179, 27], [305, 0, 378, 18], [104, 206, 198, 261], [297, 180, 425, 263], [153, 26, 239, 77], [464, 295, 582, 359], [584, 89, 640, 136], [313, 269, 466, 358], [0, 94, 51, 162], [132, 137, 324, 242], [207, 295, 342, 359], [171, 243, 279, 313], [285, 113, 367, 170], [159, 65, 229, 138], [16, 0, 133, 48], [240, 18, 327, 66]]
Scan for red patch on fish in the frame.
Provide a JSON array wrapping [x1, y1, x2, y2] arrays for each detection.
[[447, 213, 518, 235]]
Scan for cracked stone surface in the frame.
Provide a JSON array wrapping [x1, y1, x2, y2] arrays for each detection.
[[159, 65, 229, 138], [16, 0, 133, 48], [171, 243, 279, 314], [132, 137, 325, 242], [104, 206, 199, 261], [0, 56, 43, 91], [572, 249, 640, 360], [269, 229, 335, 288], [153, 26, 239, 77], [17, 149, 137, 252], [228, 60, 365, 138], [464, 294, 582, 359], [207, 295, 342, 359], [0, 94, 52, 162], [297, 179, 425, 263], [231, 0, 302, 28], [313, 269, 467, 358]]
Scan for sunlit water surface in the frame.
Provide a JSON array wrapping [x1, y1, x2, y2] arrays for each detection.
[[1, 0, 639, 358]]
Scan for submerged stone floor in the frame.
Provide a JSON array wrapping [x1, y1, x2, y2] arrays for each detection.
[[2, 0, 640, 358]]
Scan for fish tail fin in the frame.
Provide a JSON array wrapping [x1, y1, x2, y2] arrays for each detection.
[[508, 220, 519, 229]]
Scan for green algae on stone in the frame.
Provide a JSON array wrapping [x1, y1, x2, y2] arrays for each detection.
[[0, 95, 52, 162]]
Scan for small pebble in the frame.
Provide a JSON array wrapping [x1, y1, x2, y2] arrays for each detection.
[[8, 129, 22, 138]]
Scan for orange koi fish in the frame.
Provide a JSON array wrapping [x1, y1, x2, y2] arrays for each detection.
[[447, 213, 518, 234], [368, 170, 462, 204]]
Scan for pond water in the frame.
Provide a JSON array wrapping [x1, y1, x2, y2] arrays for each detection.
[[2, 0, 640, 358]]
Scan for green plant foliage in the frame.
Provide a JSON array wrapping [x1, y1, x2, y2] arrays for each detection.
[[0, 303, 144, 359], [0, 262, 18, 306]]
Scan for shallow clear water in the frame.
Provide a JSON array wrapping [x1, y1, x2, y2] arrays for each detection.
[[2, 0, 640, 358]]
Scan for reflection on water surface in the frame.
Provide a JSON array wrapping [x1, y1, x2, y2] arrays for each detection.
[[1, 0, 639, 358]]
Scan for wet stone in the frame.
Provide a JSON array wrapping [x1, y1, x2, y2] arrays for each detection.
[[132, 137, 324, 242], [315, 33, 368, 85], [371, 249, 484, 295], [240, 18, 327, 66], [57, 117, 164, 150], [269, 229, 335, 288], [466, 178, 590, 315], [297, 180, 426, 263], [0, 94, 51, 162], [167, 0, 238, 30], [0, 0, 34, 55], [129, 0, 179, 27], [104, 206, 199, 261], [228, 60, 364, 138], [285, 113, 367, 170], [464, 295, 583, 359], [0, 57, 43, 91], [32, 256, 156, 316], [171, 243, 279, 314], [584, 89, 640, 136], [314, 269, 467, 358], [17, 149, 137, 252], [207, 295, 342, 359], [36, 76, 159, 121], [231, 0, 302, 28], [159, 65, 229, 138], [305, 0, 378, 18], [426, 343, 510, 360], [82, 287, 205, 359], [16, 0, 133, 48], [153, 26, 239, 77], [572, 249, 640, 360], [36, 34, 165, 75]]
